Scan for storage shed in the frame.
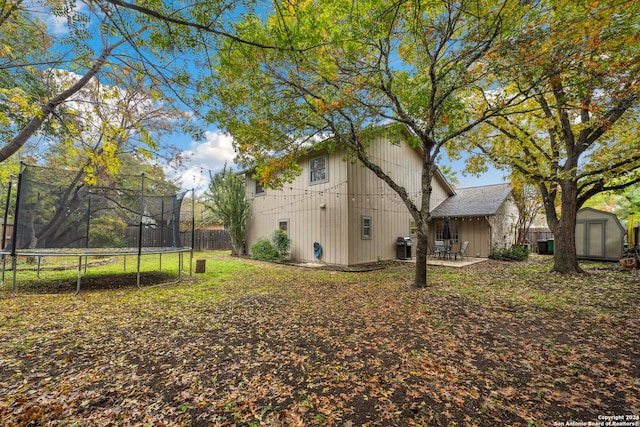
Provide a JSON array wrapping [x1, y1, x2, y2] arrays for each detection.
[[575, 208, 625, 261]]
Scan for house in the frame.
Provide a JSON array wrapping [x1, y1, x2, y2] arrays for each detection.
[[576, 208, 625, 261], [243, 134, 518, 265], [429, 183, 519, 258]]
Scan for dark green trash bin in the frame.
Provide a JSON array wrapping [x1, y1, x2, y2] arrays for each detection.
[[547, 239, 554, 255]]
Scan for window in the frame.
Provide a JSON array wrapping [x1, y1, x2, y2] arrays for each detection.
[[361, 216, 372, 240], [436, 221, 459, 242], [410, 220, 418, 236], [310, 155, 327, 184], [278, 219, 289, 234], [255, 180, 265, 195]]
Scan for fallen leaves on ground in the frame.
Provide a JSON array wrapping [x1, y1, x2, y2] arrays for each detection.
[[1, 254, 638, 426]]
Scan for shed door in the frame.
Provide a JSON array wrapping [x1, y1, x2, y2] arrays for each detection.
[[576, 223, 585, 256], [586, 221, 605, 258]]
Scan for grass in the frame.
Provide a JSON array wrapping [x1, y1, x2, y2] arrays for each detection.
[[1, 253, 638, 426]]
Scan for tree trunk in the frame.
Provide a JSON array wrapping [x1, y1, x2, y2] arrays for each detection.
[[414, 161, 435, 287], [550, 180, 583, 274], [414, 228, 429, 287]]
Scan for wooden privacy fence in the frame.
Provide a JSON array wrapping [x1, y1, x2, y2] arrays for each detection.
[[1, 221, 12, 247], [125, 228, 231, 251], [183, 229, 232, 251], [525, 227, 554, 252]]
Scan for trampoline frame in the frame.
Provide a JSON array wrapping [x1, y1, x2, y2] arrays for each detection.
[[1, 164, 196, 294], [1, 246, 193, 294]]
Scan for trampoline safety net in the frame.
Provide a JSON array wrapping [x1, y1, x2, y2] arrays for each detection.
[[8, 165, 189, 252]]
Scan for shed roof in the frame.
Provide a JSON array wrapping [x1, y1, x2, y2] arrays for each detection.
[[430, 183, 512, 218]]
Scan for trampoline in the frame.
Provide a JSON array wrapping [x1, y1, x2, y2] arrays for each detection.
[[1, 163, 194, 294]]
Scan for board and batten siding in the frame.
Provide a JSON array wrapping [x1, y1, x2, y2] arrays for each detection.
[[428, 194, 518, 258], [244, 152, 349, 265], [244, 132, 457, 266], [431, 218, 491, 258], [346, 136, 450, 264]]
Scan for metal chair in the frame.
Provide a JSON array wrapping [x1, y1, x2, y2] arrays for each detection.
[[449, 242, 462, 260], [433, 240, 447, 258], [452, 241, 469, 261]]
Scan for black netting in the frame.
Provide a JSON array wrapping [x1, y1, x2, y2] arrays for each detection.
[[7, 165, 189, 251]]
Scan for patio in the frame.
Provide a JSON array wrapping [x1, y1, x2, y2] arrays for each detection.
[[425, 256, 487, 268]]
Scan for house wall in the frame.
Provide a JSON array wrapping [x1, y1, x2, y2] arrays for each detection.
[[428, 217, 491, 258], [428, 194, 518, 258], [244, 132, 458, 265], [576, 208, 624, 261], [244, 152, 350, 265], [487, 194, 520, 254], [346, 136, 451, 264]]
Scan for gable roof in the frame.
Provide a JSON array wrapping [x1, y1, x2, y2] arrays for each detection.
[[239, 128, 458, 197], [577, 207, 625, 232], [430, 183, 512, 218]]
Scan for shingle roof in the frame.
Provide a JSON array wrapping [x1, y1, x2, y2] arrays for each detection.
[[430, 183, 512, 218]]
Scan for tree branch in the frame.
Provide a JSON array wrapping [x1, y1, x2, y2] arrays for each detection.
[[0, 36, 132, 163], [102, 0, 293, 51]]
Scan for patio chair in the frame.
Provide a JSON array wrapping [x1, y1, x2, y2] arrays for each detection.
[[433, 240, 447, 258], [449, 242, 462, 260], [452, 241, 469, 261]]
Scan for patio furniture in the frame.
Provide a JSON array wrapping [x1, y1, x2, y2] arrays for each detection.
[[452, 241, 469, 261], [434, 240, 448, 258], [449, 242, 462, 260]]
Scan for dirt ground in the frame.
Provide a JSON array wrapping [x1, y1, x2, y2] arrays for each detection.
[[1, 255, 638, 426]]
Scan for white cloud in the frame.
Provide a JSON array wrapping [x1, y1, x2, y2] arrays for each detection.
[[187, 131, 236, 169], [47, 15, 68, 34], [45, 2, 89, 35], [173, 131, 238, 192]]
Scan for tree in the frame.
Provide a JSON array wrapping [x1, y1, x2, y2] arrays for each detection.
[[0, 4, 55, 148], [41, 68, 189, 180], [0, 1, 170, 165], [208, 0, 520, 286], [510, 175, 542, 247], [438, 164, 460, 188], [204, 165, 250, 256], [10, 71, 186, 251], [465, 0, 640, 273], [0, 0, 270, 166]]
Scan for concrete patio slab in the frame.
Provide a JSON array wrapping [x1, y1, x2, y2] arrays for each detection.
[[425, 257, 488, 268]]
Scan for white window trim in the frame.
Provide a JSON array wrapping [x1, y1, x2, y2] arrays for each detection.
[[278, 218, 289, 233], [410, 219, 418, 236], [436, 221, 459, 242], [309, 155, 329, 185], [361, 215, 372, 240]]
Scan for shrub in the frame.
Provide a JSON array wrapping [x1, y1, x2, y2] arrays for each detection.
[[489, 245, 530, 261], [272, 229, 291, 258], [251, 230, 292, 261], [251, 238, 281, 261]]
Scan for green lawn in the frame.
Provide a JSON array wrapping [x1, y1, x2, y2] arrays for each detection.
[[1, 253, 638, 426]]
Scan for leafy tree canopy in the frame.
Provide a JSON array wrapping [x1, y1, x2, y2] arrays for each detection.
[[204, 164, 251, 255], [0, 0, 266, 171], [458, 0, 640, 273]]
